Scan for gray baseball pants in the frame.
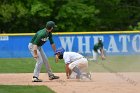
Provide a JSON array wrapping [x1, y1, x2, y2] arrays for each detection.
[[28, 43, 54, 78]]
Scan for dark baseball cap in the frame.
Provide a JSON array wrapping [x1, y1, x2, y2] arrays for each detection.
[[98, 38, 102, 43], [46, 21, 57, 28], [98, 38, 102, 41]]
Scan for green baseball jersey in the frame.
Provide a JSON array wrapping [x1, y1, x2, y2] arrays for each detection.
[[93, 42, 103, 52], [30, 28, 54, 46]]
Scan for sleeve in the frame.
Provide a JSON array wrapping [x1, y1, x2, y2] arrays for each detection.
[[101, 43, 103, 49], [49, 33, 54, 45], [63, 55, 71, 64], [93, 44, 97, 51], [32, 34, 41, 45]]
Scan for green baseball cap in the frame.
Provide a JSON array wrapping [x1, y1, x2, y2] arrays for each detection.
[[98, 38, 102, 43], [46, 21, 57, 28]]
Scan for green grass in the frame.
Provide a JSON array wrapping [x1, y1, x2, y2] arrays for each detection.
[[0, 55, 139, 93], [0, 85, 55, 93], [88, 55, 140, 72], [0, 55, 140, 73], [0, 58, 65, 73]]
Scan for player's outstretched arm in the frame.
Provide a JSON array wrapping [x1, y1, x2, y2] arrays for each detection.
[[65, 64, 71, 79], [100, 49, 106, 60], [51, 43, 56, 52]]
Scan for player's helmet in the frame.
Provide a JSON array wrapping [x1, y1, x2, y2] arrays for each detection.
[[55, 47, 65, 59], [55, 47, 65, 55]]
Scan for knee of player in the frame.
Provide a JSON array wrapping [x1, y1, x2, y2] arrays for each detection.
[[69, 64, 75, 70]]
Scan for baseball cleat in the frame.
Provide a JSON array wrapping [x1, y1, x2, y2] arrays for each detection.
[[32, 76, 42, 82], [78, 75, 91, 81], [49, 75, 59, 80], [86, 72, 92, 80], [80, 75, 87, 80], [82, 72, 92, 80]]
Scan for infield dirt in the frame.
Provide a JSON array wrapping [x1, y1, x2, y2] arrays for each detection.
[[0, 73, 140, 93]]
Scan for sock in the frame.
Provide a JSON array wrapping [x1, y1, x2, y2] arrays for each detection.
[[73, 66, 81, 78]]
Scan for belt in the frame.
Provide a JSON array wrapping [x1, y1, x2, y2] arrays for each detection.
[[73, 57, 85, 62]]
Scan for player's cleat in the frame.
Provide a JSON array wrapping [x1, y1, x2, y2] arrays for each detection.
[[32, 76, 42, 82], [70, 72, 77, 79], [76, 75, 80, 79], [79, 75, 90, 81], [49, 75, 59, 80], [86, 72, 92, 80], [82, 72, 92, 80]]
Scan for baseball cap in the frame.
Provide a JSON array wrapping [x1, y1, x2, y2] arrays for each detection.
[[98, 38, 102, 41], [46, 21, 57, 28], [98, 38, 102, 42]]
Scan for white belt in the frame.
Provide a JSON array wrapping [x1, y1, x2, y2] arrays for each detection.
[[72, 57, 85, 62]]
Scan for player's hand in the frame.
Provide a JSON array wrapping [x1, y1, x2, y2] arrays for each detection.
[[33, 48, 38, 60], [101, 56, 106, 60], [67, 75, 70, 79], [55, 55, 59, 63], [66, 74, 70, 79], [33, 54, 38, 60]]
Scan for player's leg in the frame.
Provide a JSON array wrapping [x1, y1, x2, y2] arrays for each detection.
[[28, 44, 43, 82], [33, 48, 43, 77], [40, 48, 59, 80], [103, 49, 107, 57], [32, 54, 43, 82], [69, 58, 89, 79], [69, 71, 77, 79], [78, 58, 88, 72], [69, 62, 82, 79], [92, 50, 98, 61], [77, 58, 92, 80], [39, 47, 53, 76]]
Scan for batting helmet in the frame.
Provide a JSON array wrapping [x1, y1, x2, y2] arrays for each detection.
[[55, 47, 65, 55]]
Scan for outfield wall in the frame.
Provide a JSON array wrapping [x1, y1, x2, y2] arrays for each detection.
[[0, 31, 140, 58]]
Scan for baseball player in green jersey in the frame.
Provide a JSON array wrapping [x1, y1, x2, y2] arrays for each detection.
[[28, 21, 59, 82], [92, 38, 106, 61]]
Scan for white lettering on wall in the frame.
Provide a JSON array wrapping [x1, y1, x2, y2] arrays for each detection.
[[77, 36, 90, 53], [132, 35, 140, 52], [0, 36, 9, 41], [59, 34, 140, 55], [59, 36, 74, 51], [107, 35, 119, 53], [119, 35, 130, 52]]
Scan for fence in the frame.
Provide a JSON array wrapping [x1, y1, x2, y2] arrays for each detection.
[[0, 31, 140, 58]]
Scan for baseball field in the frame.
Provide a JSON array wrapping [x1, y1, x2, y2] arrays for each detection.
[[0, 55, 140, 93]]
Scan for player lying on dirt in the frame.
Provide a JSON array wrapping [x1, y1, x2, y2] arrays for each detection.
[[55, 47, 91, 80]]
